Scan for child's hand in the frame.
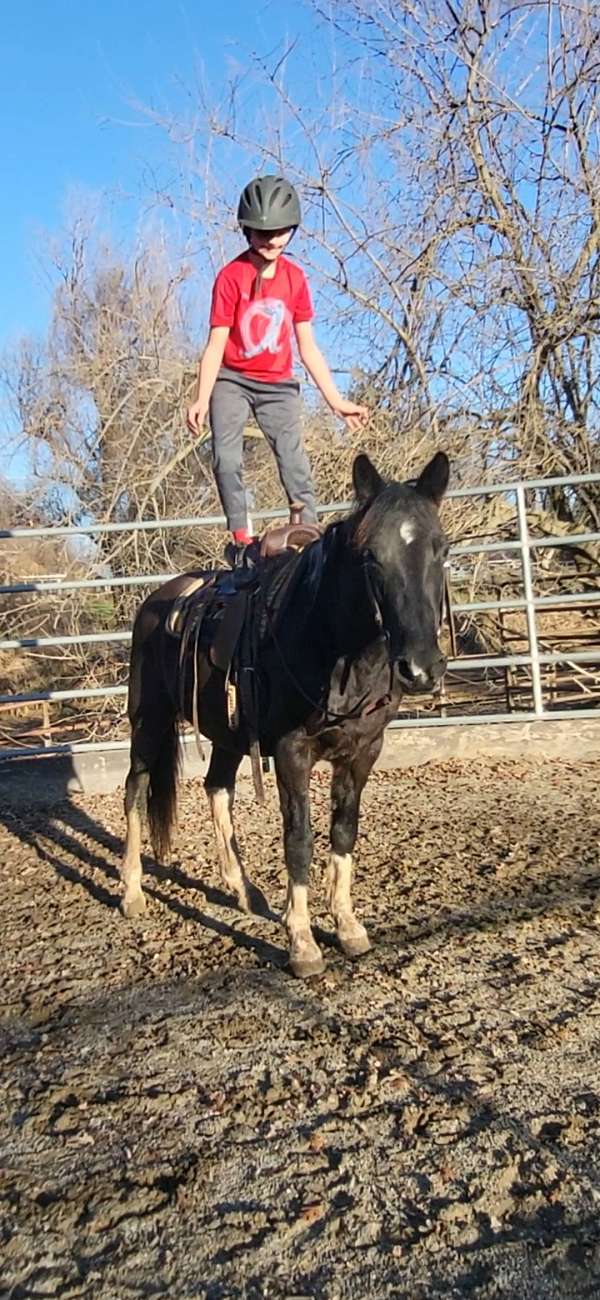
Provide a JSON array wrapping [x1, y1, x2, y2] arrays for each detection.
[[332, 399, 369, 432], [186, 400, 209, 435]]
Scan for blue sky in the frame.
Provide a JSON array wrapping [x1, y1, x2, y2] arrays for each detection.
[[1, 0, 315, 345]]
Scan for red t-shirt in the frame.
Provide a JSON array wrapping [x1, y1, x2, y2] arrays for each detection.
[[209, 252, 314, 383]]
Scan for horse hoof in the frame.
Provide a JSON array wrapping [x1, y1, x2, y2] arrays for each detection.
[[339, 929, 371, 959], [289, 935, 326, 979], [121, 893, 147, 919], [290, 952, 327, 979]]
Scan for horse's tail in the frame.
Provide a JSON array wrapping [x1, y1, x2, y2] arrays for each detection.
[[147, 708, 181, 863], [128, 605, 181, 863]]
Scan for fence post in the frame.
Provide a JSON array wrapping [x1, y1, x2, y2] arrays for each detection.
[[516, 485, 544, 717]]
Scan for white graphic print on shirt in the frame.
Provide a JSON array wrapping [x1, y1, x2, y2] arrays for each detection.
[[240, 298, 292, 359]]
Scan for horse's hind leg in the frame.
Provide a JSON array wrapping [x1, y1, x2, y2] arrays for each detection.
[[327, 740, 381, 958], [204, 745, 251, 910], [121, 750, 150, 918], [121, 619, 179, 917], [275, 734, 324, 979]]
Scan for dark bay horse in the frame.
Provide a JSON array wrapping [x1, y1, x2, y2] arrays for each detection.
[[120, 451, 450, 977]]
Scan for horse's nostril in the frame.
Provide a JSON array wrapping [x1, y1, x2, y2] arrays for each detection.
[[398, 654, 446, 688], [398, 658, 426, 684]]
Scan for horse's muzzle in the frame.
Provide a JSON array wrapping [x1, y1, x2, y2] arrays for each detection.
[[397, 651, 447, 694]]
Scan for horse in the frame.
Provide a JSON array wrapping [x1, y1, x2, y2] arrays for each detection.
[[119, 451, 450, 978]]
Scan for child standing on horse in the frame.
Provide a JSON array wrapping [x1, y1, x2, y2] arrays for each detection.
[[186, 174, 368, 544]]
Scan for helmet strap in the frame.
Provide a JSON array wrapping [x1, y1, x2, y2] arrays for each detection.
[[245, 239, 275, 294], [251, 261, 267, 300], [243, 226, 298, 293]]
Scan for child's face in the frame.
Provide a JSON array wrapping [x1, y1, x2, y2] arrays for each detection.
[[247, 226, 294, 262]]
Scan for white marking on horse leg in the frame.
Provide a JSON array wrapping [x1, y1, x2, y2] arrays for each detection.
[[121, 805, 146, 918], [208, 788, 250, 911], [285, 881, 325, 978], [326, 851, 370, 958]]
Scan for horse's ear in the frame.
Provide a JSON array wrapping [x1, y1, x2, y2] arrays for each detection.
[[415, 452, 449, 507], [353, 454, 385, 505]]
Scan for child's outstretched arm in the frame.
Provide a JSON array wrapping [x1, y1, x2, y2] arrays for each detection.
[[186, 326, 230, 435], [295, 321, 368, 432]]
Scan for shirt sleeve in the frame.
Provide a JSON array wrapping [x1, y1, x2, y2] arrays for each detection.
[[292, 269, 314, 322], [209, 268, 238, 327]]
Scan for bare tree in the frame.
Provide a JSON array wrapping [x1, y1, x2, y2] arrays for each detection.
[[2, 2, 600, 740], [154, 0, 599, 527], [3, 220, 223, 565]]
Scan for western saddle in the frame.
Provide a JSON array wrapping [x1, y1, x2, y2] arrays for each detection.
[[166, 503, 321, 639], [258, 502, 321, 559], [165, 505, 322, 799]]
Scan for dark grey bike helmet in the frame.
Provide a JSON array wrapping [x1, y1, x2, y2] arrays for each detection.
[[237, 175, 301, 231]]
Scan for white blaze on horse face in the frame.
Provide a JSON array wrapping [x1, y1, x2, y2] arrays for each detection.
[[400, 521, 416, 545]]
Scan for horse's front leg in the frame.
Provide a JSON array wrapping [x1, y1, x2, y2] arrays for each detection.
[[327, 739, 382, 958], [275, 734, 324, 979]]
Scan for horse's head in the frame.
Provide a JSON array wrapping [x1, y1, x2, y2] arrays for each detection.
[[351, 451, 450, 693]]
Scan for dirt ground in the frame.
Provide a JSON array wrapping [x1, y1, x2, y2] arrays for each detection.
[[1, 754, 600, 1300]]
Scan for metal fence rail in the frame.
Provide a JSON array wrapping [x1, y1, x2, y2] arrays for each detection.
[[1, 471, 599, 758], [2, 470, 599, 542]]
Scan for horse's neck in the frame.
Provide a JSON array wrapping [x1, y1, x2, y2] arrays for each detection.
[[307, 526, 379, 664], [263, 529, 390, 722]]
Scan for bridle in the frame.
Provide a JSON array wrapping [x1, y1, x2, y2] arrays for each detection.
[[361, 545, 447, 647]]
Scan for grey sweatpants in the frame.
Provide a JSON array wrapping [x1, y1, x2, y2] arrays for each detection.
[[209, 366, 318, 532]]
